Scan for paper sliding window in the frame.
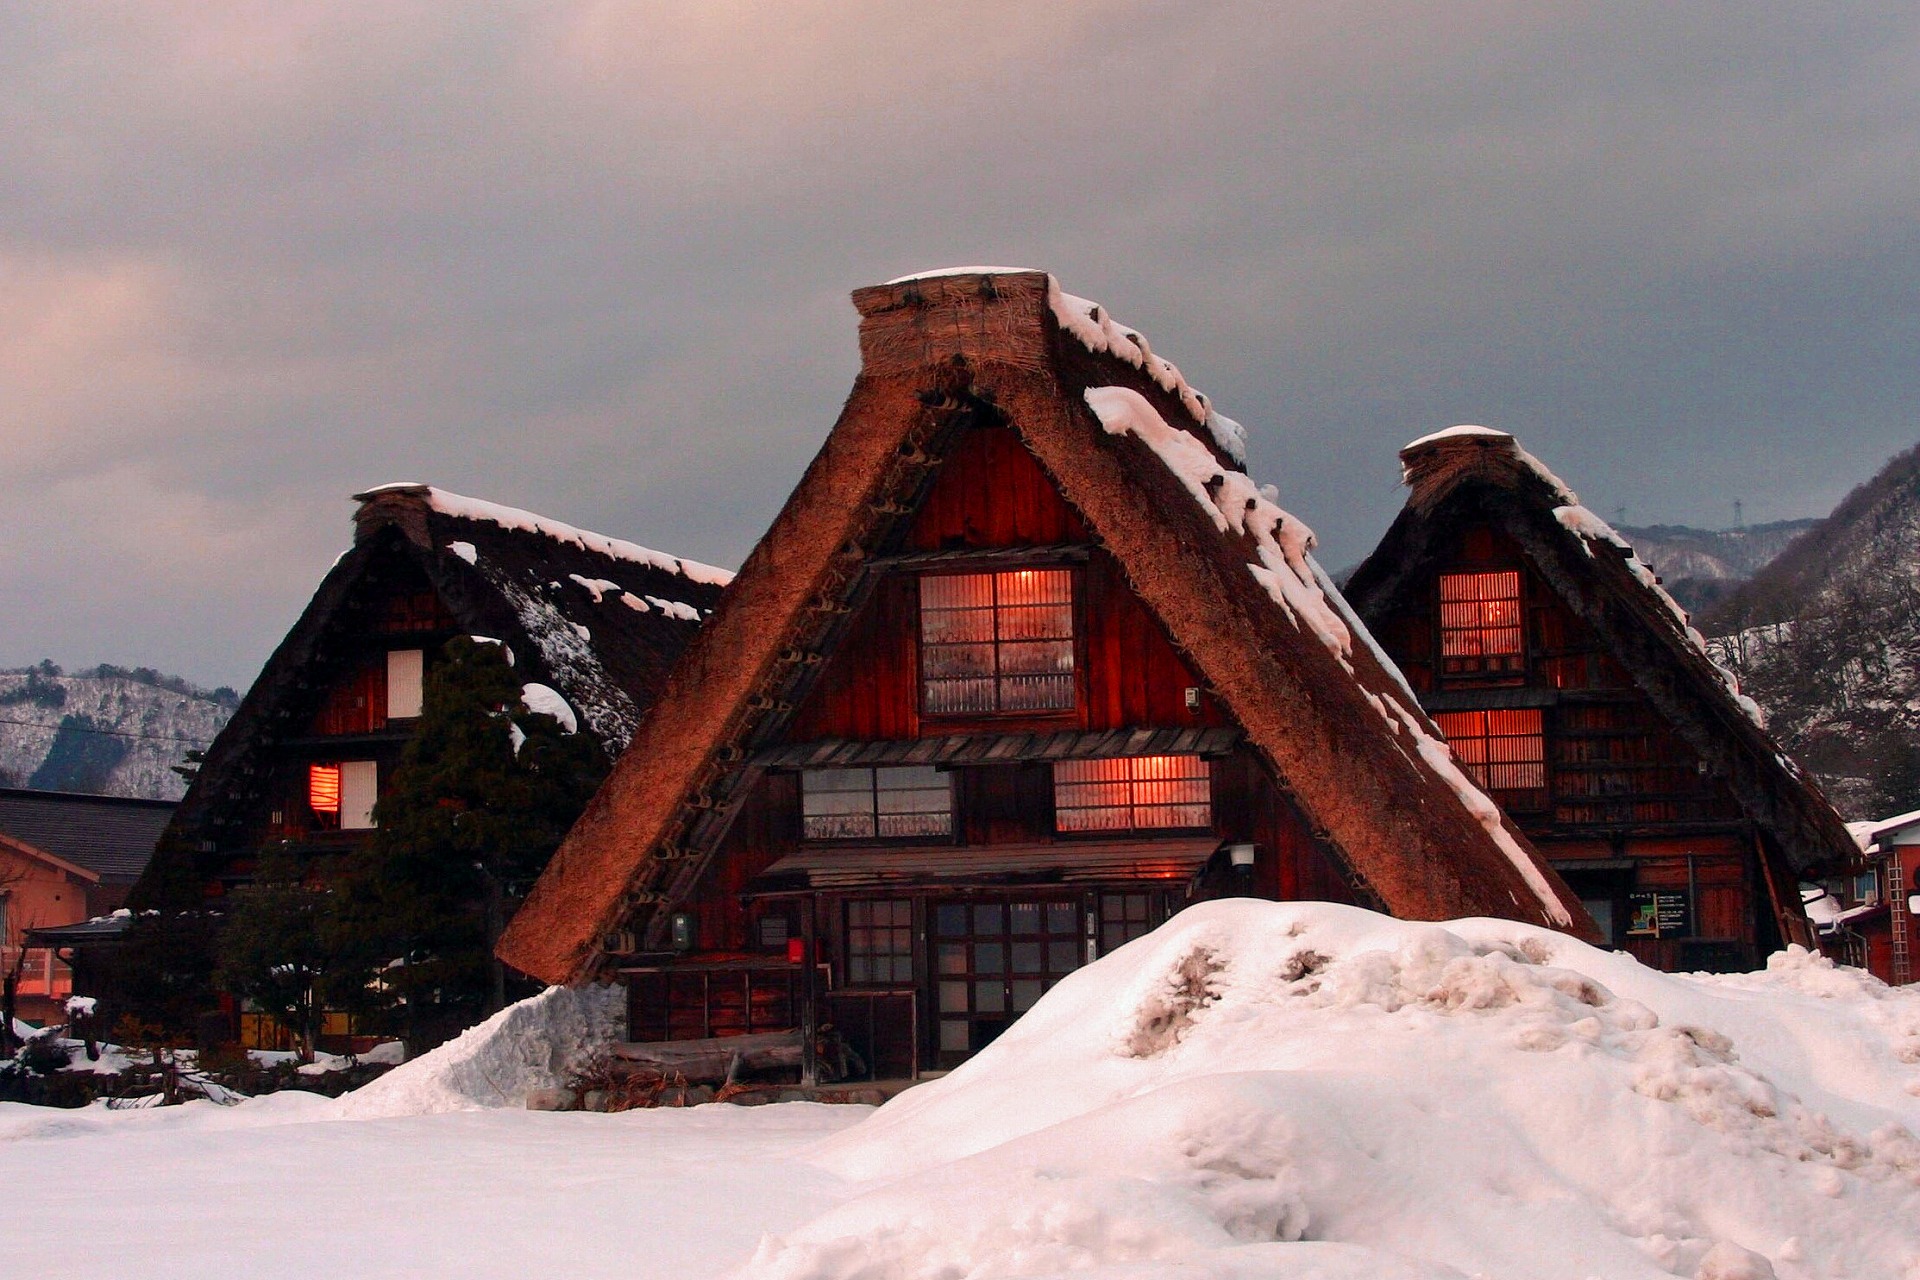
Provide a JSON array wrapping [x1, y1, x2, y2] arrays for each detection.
[[309, 761, 378, 829], [1433, 708, 1547, 803], [1053, 755, 1211, 832], [1439, 570, 1524, 678], [802, 766, 951, 840], [920, 569, 1075, 714]]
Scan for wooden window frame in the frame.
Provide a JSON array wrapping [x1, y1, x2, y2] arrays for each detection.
[[1432, 708, 1548, 808], [1052, 755, 1214, 834], [1437, 568, 1526, 682], [918, 568, 1079, 718], [800, 766, 953, 842], [845, 899, 915, 987]]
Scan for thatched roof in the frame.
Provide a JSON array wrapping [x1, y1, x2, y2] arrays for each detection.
[[149, 487, 727, 871], [498, 270, 1592, 986], [1343, 425, 1856, 876]]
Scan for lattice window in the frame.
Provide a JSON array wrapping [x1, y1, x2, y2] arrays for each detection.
[[1434, 708, 1547, 800], [846, 899, 914, 985], [309, 764, 341, 818], [920, 569, 1075, 714], [1053, 755, 1212, 832], [1439, 570, 1524, 678], [801, 766, 951, 840]]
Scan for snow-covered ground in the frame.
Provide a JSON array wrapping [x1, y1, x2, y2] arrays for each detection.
[[7, 901, 1920, 1279]]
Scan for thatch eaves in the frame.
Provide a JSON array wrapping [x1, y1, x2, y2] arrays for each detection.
[[497, 270, 1593, 987], [1344, 425, 1857, 877]]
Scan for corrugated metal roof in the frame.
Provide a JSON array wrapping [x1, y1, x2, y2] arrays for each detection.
[[755, 835, 1221, 890], [0, 788, 173, 884], [754, 727, 1241, 770]]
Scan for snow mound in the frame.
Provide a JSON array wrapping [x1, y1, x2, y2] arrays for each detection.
[[334, 984, 623, 1119], [746, 902, 1920, 1280]]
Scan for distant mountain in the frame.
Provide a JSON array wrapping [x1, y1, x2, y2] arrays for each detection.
[[1700, 442, 1920, 820], [0, 662, 237, 800], [1613, 519, 1821, 615]]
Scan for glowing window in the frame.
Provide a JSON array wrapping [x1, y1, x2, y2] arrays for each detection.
[[1439, 570, 1524, 678], [1433, 708, 1547, 797], [308, 764, 341, 815], [920, 569, 1075, 714], [802, 767, 951, 840], [1053, 755, 1211, 832]]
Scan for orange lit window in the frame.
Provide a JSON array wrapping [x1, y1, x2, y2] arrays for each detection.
[[1054, 755, 1211, 832], [1439, 570, 1524, 678], [1434, 709, 1547, 800], [921, 569, 1075, 714], [309, 764, 342, 815]]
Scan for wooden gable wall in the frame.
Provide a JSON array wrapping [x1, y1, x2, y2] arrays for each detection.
[[789, 425, 1226, 741]]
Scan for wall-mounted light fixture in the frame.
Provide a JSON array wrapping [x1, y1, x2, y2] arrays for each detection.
[[670, 912, 696, 951], [1228, 843, 1257, 871]]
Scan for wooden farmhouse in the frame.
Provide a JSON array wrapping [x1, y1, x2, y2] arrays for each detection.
[[1, 788, 172, 1025], [498, 269, 1593, 1081], [1344, 427, 1845, 973], [131, 484, 728, 1045]]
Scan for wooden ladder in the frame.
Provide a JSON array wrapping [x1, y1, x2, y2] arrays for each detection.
[[1891, 850, 1912, 986]]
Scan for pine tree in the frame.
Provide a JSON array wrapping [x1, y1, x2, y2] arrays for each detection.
[[334, 638, 607, 1050], [213, 849, 340, 1061]]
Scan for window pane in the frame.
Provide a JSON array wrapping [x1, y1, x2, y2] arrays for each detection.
[[973, 904, 1004, 934], [936, 904, 968, 936], [938, 943, 967, 975], [1439, 570, 1525, 675], [1054, 756, 1210, 832], [1011, 979, 1045, 1012], [974, 942, 1004, 975], [802, 768, 877, 840], [922, 569, 1076, 715], [1050, 940, 1082, 971], [939, 982, 969, 1013], [874, 766, 951, 837], [888, 956, 914, 983], [1011, 942, 1043, 973], [940, 1019, 971, 1051], [1008, 903, 1042, 935], [1046, 903, 1077, 934], [974, 981, 1005, 1013]]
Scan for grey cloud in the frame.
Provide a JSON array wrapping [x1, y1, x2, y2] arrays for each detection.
[[3, 3, 1917, 685]]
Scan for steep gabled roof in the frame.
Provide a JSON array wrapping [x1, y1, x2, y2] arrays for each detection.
[[498, 269, 1592, 986], [156, 487, 728, 858], [1343, 425, 1857, 877], [0, 787, 172, 884]]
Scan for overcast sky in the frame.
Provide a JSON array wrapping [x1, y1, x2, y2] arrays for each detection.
[[5, 3, 1917, 688]]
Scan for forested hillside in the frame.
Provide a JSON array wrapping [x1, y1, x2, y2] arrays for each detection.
[[0, 662, 237, 800], [1703, 442, 1920, 819]]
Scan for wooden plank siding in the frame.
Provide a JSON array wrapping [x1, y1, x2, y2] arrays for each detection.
[[789, 426, 1224, 742], [1363, 521, 1771, 968]]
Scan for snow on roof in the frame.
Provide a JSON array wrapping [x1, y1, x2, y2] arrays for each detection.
[[1088, 387, 1570, 927], [1860, 809, 1920, 846], [1048, 281, 1247, 465], [886, 265, 1040, 284], [358, 483, 734, 586]]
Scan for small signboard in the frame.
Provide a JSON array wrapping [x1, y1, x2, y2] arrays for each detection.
[[1625, 890, 1692, 939]]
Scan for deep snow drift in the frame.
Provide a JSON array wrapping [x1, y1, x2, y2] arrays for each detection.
[[8, 903, 1920, 1279], [747, 901, 1920, 1279]]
